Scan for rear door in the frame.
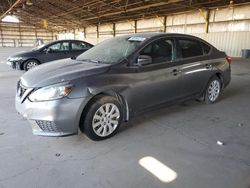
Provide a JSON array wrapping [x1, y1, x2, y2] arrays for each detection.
[[70, 41, 93, 58], [176, 37, 214, 97]]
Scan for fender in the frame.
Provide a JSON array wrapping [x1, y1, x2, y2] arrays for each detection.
[[86, 87, 130, 121]]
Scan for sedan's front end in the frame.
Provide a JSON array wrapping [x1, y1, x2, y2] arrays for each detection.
[[15, 80, 88, 136], [15, 57, 111, 136], [7, 56, 24, 69]]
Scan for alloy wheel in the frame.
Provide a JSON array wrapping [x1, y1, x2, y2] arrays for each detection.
[[208, 80, 221, 102], [92, 103, 120, 137], [26, 61, 38, 70]]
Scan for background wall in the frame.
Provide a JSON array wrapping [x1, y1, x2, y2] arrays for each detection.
[[1, 4, 249, 57], [0, 22, 55, 47], [57, 4, 250, 57]]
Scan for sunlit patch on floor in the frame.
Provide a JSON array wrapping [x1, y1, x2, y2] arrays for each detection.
[[139, 156, 177, 183]]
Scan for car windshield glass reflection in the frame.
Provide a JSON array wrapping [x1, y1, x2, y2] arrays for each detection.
[[32, 41, 52, 51], [76, 37, 144, 64], [32, 44, 46, 51]]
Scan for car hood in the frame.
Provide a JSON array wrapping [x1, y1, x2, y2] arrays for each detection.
[[20, 58, 111, 87], [8, 50, 36, 58]]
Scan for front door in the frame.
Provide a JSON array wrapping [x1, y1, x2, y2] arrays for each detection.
[[43, 41, 70, 62], [124, 37, 182, 114]]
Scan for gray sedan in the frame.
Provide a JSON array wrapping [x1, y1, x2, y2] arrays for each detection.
[[15, 33, 231, 141], [7, 40, 93, 71]]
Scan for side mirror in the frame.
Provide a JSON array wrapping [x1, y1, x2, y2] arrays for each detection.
[[137, 55, 152, 66], [45, 48, 52, 53]]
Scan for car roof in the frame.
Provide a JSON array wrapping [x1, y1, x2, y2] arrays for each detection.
[[117, 32, 202, 40], [50, 39, 86, 43], [43, 39, 93, 47], [116, 32, 212, 47]]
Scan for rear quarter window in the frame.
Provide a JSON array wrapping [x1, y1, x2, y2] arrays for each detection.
[[202, 42, 211, 55]]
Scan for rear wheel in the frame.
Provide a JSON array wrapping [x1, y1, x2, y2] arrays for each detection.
[[82, 96, 123, 141], [23, 59, 39, 71], [205, 76, 222, 104]]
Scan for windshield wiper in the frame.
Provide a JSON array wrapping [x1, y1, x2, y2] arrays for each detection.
[[77, 59, 111, 64], [78, 59, 103, 64]]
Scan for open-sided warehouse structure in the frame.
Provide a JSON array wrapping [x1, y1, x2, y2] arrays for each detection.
[[1, 1, 250, 188], [0, 22, 55, 47], [1, 0, 250, 56]]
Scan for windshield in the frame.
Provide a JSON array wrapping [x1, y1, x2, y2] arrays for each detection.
[[32, 43, 47, 51], [32, 41, 53, 51], [76, 36, 145, 64]]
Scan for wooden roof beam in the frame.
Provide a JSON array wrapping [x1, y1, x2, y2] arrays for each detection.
[[81, 0, 184, 21], [0, 0, 23, 20]]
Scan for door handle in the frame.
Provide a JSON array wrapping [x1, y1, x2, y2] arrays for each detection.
[[205, 64, 212, 69], [171, 69, 179, 76]]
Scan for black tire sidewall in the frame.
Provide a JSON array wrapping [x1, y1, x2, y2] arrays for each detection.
[[205, 76, 222, 104], [83, 96, 123, 141]]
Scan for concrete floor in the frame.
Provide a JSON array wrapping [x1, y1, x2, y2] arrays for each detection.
[[0, 47, 250, 188]]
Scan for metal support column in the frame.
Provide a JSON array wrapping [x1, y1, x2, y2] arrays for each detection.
[[0, 24, 3, 47], [134, 20, 137, 33], [163, 16, 167, 32], [97, 25, 99, 38], [83, 27, 86, 39], [73, 29, 76, 39], [18, 23, 22, 47], [113, 23, 116, 37], [199, 8, 210, 33]]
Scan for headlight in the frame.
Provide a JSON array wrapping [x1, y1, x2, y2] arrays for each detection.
[[8, 57, 22, 61], [29, 84, 73, 102]]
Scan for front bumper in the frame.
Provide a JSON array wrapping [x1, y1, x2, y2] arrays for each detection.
[[15, 96, 89, 136], [7, 60, 23, 70]]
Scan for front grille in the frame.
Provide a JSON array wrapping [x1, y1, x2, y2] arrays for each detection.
[[11, 62, 16, 69], [35, 120, 59, 132], [17, 81, 27, 98]]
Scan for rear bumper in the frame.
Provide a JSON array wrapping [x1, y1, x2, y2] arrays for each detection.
[[223, 66, 231, 89], [15, 96, 89, 136]]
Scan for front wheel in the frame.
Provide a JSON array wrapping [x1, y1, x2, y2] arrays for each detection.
[[23, 59, 39, 71], [205, 76, 222, 104], [82, 96, 123, 141]]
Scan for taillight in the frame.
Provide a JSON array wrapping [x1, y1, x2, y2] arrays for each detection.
[[226, 55, 232, 64]]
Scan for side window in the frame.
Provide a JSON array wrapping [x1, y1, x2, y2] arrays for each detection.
[[140, 38, 173, 64], [48, 42, 61, 51], [202, 42, 211, 55], [178, 39, 203, 58], [71, 41, 89, 50], [48, 42, 69, 51], [61, 42, 69, 50]]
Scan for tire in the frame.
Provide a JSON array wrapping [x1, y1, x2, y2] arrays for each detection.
[[23, 59, 39, 71], [82, 96, 123, 141], [204, 76, 222, 104]]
